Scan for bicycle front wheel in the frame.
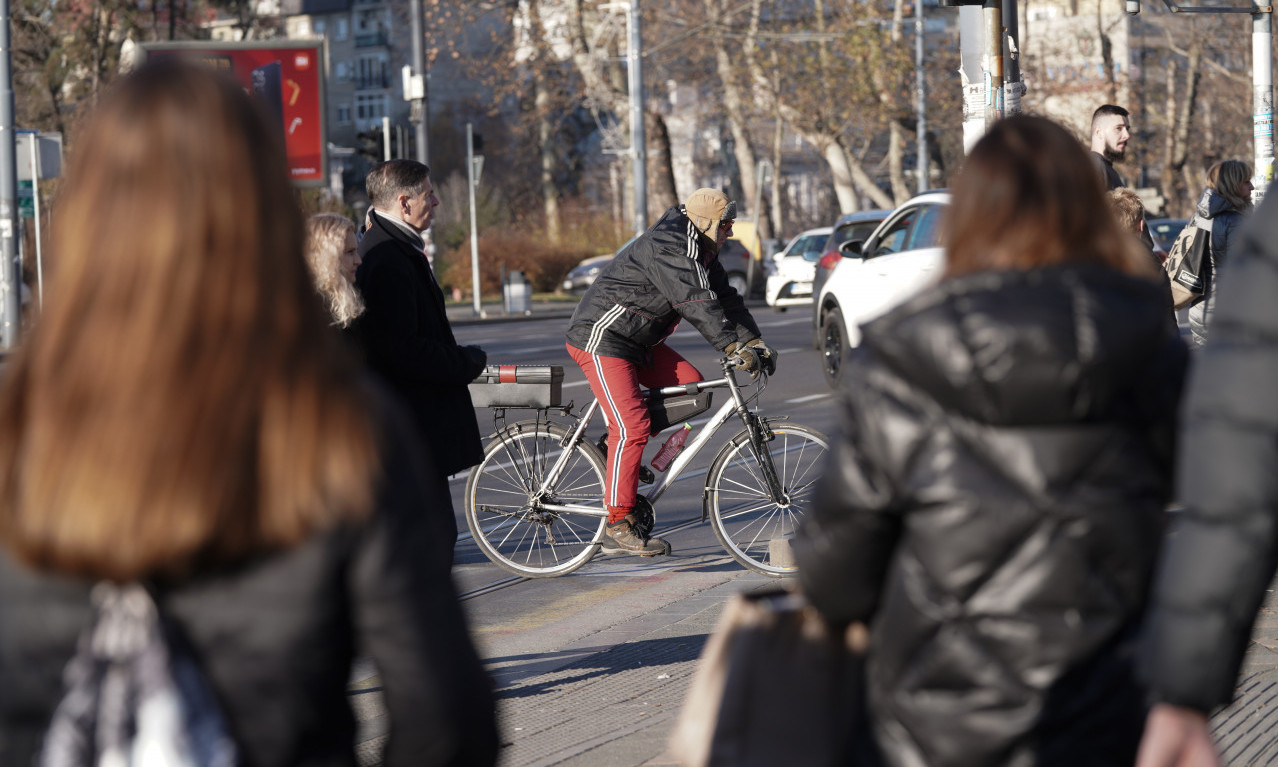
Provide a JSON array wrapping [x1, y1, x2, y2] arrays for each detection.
[[706, 423, 829, 576], [464, 421, 608, 577]]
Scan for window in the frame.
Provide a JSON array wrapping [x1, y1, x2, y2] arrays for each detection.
[[870, 210, 919, 258], [313, 19, 325, 35], [356, 93, 388, 124], [335, 61, 349, 81], [336, 104, 352, 125], [335, 18, 348, 41], [906, 205, 944, 250], [355, 55, 388, 90]]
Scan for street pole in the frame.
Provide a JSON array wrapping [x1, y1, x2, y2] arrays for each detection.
[[958, 7, 986, 153], [1002, 0, 1024, 116], [0, 0, 19, 348], [381, 115, 391, 162], [409, 0, 429, 165], [468, 123, 482, 317], [627, 0, 647, 235], [983, 0, 1005, 126], [915, 0, 929, 192], [1253, 7, 1273, 202]]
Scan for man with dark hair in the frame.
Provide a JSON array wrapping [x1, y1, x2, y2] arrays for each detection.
[[357, 160, 487, 533], [565, 188, 776, 555], [1090, 104, 1132, 191]]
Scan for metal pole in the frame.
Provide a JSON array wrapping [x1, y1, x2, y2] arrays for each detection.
[[958, 7, 986, 153], [28, 136, 40, 306], [467, 123, 482, 317], [915, 0, 928, 192], [0, 0, 19, 348], [1002, 0, 1024, 116], [409, 0, 429, 164], [628, 0, 647, 234], [983, 0, 1004, 127], [1253, 7, 1273, 203], [381, 115, 391, 162]]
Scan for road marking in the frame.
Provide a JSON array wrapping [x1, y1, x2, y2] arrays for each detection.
[[786, 393, 831, 404], [778, 347, 804, 355]]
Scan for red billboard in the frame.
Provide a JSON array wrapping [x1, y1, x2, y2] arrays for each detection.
[[140, 41, 328, 187]]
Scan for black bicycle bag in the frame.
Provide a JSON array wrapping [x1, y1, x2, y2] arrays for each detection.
[[647, 390, 713, 432]]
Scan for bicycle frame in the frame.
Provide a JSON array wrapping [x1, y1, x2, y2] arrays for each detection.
[[533, 358, 772, 517]]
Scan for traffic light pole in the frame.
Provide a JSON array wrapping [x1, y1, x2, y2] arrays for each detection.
[[0, 0, 19, 348]]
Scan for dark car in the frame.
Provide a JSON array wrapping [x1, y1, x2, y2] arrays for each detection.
[[809, 208, 891, 347], [1147, 217, 1189, 253]]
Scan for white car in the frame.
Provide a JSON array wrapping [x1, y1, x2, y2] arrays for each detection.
[[765, 227, 832, 309], [815, 190, 950, 388]]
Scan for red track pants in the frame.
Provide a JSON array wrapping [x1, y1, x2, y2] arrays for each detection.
[[567, 343, 702, 523]]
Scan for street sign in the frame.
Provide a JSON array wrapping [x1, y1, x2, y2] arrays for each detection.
[[17, 181, 33, 218], [16, 132, 63, 181]]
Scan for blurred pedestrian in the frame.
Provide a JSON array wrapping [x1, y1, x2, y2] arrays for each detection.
[[356, 160, 487, 496], [0, 59, 498, 767], [794, 115, 1187, 767], [1135, 190, 1278, 767], [1090, 104, 1133, 191], [304, 213, 365, 332], [1186, 159, 1253, 347], [1108, 188, 1177, 319]]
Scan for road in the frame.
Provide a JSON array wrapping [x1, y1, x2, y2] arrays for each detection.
[[352, 306, 841, 767]]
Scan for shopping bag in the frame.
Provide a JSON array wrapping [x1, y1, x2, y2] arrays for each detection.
[[669, 588, 874, 767]]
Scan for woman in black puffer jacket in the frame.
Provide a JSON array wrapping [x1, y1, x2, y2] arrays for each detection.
[[1186, 159, 1252, 347], [794, 116, 1188, 767]]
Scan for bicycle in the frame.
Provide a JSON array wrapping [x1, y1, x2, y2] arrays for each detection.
[[463, 356, 830, 578]]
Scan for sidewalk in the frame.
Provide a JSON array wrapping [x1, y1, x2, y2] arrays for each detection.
[[446, 298, 579, 327], [1212, 583, 1278, 764]]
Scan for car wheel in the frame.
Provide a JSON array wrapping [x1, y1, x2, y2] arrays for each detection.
[[821, 307, 850, 389], [727, 272, 749, 297]]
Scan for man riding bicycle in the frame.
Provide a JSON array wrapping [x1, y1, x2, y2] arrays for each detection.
[[565, 188, 778, 556]]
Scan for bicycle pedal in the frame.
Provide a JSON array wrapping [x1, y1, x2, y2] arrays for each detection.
[[639, 465, 655, 484]]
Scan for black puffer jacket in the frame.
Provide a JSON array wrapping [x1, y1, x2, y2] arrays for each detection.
[[795, 264, 1187, 767], [566, 206, 760, 364], [0, 393, 498, 767], [1186, 187, 1248, 347], [1141, 194, 1278, 713]]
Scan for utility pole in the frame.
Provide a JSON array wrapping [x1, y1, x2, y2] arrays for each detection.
[[409, 0, 429, 165], [0, 0, 19, 348], [915, 0, 929, 192], [983, 0, 1004, 125], [627, 0, 646, 234], [468, 123, 483, 317]]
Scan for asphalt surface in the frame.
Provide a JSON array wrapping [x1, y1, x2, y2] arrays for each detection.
[[347, 297, 1277, 767]]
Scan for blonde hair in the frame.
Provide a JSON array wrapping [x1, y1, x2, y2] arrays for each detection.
[[0, 59, 379, 581], [945, 116, 1152, 279], [305, 213, 365, 327], [1107, 188, 1146, 235]]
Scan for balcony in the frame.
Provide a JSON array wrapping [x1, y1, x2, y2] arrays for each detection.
[[354, 30, 388, 48], [354, 73, 390, 90]]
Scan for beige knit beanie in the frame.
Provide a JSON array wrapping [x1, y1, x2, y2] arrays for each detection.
[[683, 188, 737, 235]]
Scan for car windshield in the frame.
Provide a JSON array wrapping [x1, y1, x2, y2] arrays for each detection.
[[788, 233, 829, 261], [832, 221, 880, 251]]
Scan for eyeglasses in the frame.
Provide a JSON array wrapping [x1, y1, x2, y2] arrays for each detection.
[[718, 220, 734, 230]]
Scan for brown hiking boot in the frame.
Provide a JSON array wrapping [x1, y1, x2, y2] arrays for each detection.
[[601, 514, 671, 556]]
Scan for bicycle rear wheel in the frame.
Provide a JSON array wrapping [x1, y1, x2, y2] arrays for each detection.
[[705, 423, 829, 576], [464, 421, 607, 577]]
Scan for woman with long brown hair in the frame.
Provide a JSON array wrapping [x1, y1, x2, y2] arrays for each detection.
[[0, 59, 497, 766], [794, 115, 1187, 767]]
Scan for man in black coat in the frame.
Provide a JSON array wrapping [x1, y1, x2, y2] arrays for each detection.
[[356, 160, 487, 537], [1090, 104, 1131, 191]]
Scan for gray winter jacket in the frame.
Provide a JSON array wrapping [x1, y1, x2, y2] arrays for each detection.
[[1142, 193, 1278, 712]]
